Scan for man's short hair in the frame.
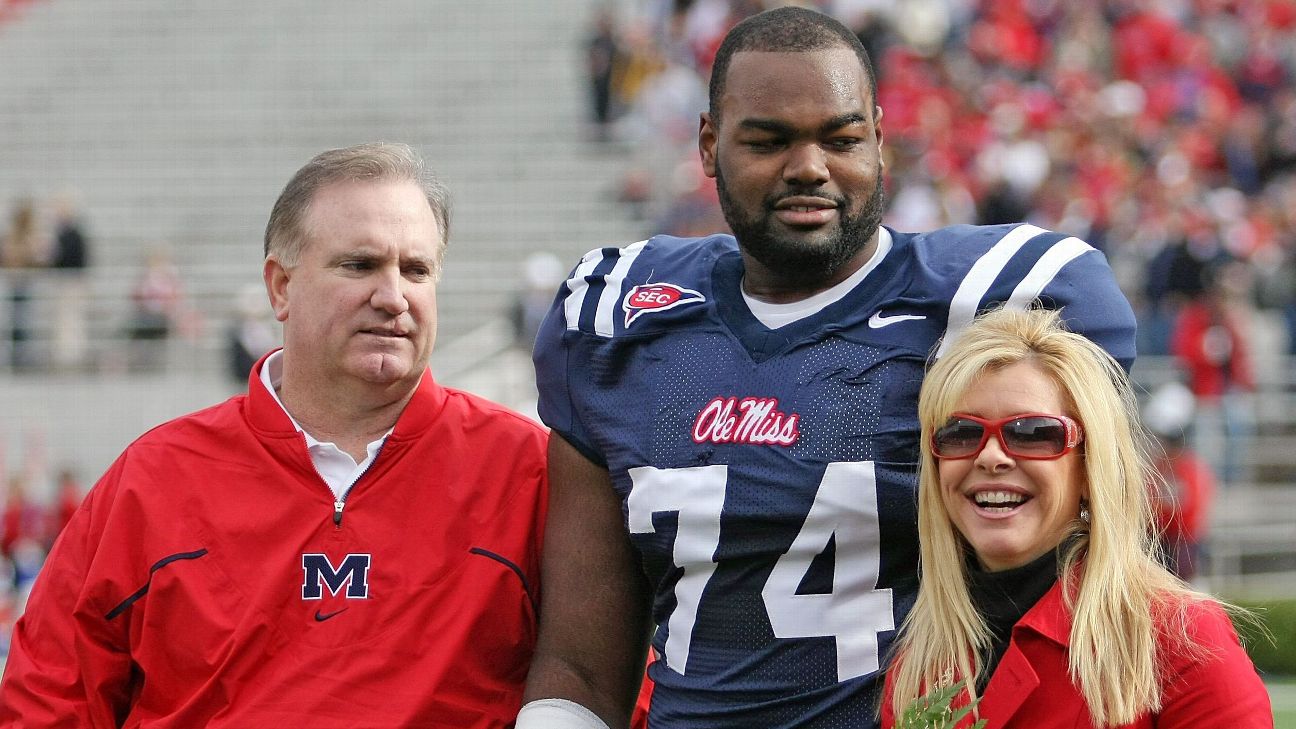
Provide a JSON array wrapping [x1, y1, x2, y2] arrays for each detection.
[[708, 6, 878, 122], [264, 142, 451, 271]]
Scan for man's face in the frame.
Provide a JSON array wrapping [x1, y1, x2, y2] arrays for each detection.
[[700, 48, 885, 286], [265, 179, 441, 390]]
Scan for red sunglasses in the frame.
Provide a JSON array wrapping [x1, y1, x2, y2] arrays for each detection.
[[931, 413, 1084, 460]]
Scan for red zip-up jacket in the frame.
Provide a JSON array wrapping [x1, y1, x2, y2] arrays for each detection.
[[0, 358, 548, 728], [883, 580, 1271, 728]]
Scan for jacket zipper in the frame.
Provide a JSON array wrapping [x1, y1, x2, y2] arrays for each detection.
[[332, 443, 385, 527]]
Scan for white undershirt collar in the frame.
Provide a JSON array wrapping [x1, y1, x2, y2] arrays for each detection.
[[259, 350, 391, 500], [742, 227, 893, 329]]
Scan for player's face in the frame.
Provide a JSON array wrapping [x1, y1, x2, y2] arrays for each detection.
[[936, 361, 1087, 572], [700, 47, 885, 285], [266, 179, 440, 389]]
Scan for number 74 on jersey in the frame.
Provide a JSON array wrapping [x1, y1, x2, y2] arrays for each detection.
[[627, 461, 896, 682]]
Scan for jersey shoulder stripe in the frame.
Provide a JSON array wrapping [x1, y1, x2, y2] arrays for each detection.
[[561, 240, 648, 337], [934, 224, 1094, 358], [1005, 235, 1093, 308], [557, 235, 736, 338], [941, 223, 1046, 329]]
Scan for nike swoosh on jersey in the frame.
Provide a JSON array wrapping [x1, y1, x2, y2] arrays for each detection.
[[867, 312, 927, 328], [314, 608, 348, 622]]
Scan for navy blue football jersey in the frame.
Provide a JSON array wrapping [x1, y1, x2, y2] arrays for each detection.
[[533, 223, 1136, 728]]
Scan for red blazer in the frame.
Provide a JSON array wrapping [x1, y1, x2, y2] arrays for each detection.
[[883, 582, 1272, 728]]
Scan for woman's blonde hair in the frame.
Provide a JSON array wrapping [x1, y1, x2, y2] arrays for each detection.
[[888, 307, 1205, 726]]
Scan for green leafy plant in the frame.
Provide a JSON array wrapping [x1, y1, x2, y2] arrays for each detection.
[[894, 679, 987, 729], [1229, 598, 1296, 675]]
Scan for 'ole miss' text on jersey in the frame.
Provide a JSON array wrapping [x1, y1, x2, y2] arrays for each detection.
[[533, 223, 1136, 728]]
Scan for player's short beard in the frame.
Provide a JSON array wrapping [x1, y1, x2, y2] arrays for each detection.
[[716, 163, 886, 288]]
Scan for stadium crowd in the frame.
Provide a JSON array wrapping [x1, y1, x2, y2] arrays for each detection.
[[589, 0, 1296, 357], [0, 433, 82, 658]]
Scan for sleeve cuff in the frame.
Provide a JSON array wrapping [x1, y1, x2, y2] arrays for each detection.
[[516, 698, 612, 729]]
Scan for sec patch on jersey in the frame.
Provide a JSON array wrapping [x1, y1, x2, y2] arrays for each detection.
[[623, 282, 706, 327]]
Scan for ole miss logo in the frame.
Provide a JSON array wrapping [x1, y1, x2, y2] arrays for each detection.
[[692, 396, 801, 446], [623, 283, 705, 327], [302, 553, 371, 600]]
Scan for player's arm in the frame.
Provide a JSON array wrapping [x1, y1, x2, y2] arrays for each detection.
[[0, 467, 132, 727], [518, 434, 652, 729]]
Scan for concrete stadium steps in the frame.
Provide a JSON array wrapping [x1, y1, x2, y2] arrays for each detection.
[[2, 370, 242, 483], [0, 0, 648, 373], [1207, 485, 1296, 599]]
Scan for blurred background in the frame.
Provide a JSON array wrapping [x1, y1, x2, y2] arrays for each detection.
[[0, 0, 1293, 715]]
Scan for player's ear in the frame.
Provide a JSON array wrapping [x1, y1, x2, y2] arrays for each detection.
[[264, 255, 291, 323], [874, 105, 885, 169], [699, 112, 718, 178]]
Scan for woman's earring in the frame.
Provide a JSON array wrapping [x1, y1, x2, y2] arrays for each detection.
[[1079, 500, 1091, 525]]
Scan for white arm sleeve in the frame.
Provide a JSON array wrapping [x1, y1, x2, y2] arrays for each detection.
[[515, 698, 612, 729]]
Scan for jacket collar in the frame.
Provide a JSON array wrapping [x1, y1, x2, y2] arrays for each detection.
[[975, 578, 1072, 725], [245, 348, 448, 439]]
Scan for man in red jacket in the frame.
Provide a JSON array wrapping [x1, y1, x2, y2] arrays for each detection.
[[0, 143, 549, 728]]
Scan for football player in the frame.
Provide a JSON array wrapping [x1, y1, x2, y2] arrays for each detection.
[[517, 7, 1136, 729]]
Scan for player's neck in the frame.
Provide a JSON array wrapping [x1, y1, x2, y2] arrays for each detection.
[[740, 236, 879, 304]]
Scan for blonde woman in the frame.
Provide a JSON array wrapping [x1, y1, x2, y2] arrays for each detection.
[[883, 308, 1270, 728]]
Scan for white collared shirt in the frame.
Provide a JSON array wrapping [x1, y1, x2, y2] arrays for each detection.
[[259, 350, 391, 499], [742, 227, 893, 329]]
